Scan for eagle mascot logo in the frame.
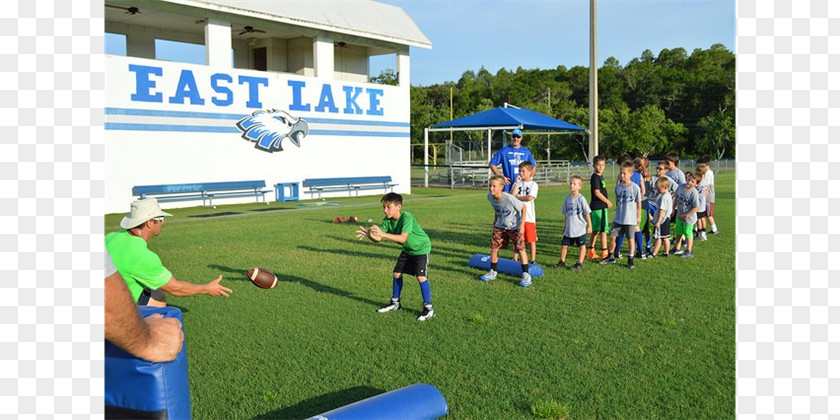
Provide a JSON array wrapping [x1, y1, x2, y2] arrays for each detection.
[[236, 109, 310, 153]]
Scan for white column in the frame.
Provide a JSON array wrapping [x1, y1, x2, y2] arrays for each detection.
[[397, 50, 410, 87], [205, 19, 232, 68], [588, 0, 599, 161], [313, 36, 334, 79], [126, 29, 156, 59]]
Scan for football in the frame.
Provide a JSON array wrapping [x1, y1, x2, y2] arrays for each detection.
[[247, 268, 278, 289]]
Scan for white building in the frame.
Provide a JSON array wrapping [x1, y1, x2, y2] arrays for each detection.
[[104, 0, 431, 213]]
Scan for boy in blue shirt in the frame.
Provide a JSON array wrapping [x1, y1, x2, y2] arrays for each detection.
[[489, 128, 536, 193], [357, 193, 435, 321]]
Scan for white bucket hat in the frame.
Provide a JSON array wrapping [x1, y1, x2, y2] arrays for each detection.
[[120, 198, 174, 229]]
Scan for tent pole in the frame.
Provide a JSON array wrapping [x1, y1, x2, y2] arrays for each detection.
[[487, 129, 492, 178], [424, 127, 429, 188]]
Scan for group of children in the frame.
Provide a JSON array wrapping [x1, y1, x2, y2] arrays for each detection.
[[355, 153, 719, 321], [481, 152, 720, 278]]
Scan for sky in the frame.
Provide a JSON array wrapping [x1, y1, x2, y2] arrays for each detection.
[[378, 0, 735, 86], [105, 0, 735, 87]]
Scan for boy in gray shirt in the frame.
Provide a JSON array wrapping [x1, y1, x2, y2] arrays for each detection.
[[650, 176, 674, 257], [555, 175, 592, 271], [671, 171, 701, 258], [481, 175, 532, 287], [599, 162, 642, 268]]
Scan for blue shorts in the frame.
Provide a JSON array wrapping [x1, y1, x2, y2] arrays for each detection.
[[561, 234, 587, 247]]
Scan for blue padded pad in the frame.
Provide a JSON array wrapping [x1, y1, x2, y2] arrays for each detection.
[[468, 254, 545, 278], [307, 383, 448, 420], [105, 306, 190, 420]]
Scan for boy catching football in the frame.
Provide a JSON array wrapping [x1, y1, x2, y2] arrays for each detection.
[[356, 193, 435, 321]]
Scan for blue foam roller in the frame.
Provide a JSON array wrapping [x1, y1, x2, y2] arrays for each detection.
[[105, 306, 190, 420], [468, 254, 544, 278], [307, 383, 448, 420]]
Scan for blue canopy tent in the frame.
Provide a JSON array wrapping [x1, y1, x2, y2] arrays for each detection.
[[431, 106, 586, 133], [421, 106, 587, 187]]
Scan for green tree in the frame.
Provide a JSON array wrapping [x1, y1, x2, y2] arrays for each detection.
[[697, 109, 735, 160], [370, 68, 397, 85]]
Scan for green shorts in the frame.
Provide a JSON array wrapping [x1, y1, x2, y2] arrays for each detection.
[[591, 208, 609, 232], [675, 219, 695, 239]]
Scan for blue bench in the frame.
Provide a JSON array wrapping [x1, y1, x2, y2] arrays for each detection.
[[133, 180, 270, 208], [302, 176, 397, 199]]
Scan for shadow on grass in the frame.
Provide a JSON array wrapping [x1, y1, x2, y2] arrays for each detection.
[[281, 273, 381, 308], [253, 385, 385, 420], [207, 264, 254, 283], [297, 245, 390, 261]]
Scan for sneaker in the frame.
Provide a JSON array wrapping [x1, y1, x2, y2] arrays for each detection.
[[639, 252, 647, 260], [628, 257, 635, 269], [598, 256, 616, 265], [601, 250, 609, 259], [709, 229, 719, 235], [554, 260, 566, 269], [682, 251, 694, 258], [701, 231, 708, 241], [417, 303, 435, 321], [586, 249, 597, 259], [479, 269, 497, 282], [377, 298, 401, 313], [635, 251, 642, 259], [670, 248, 684, 255], [571, 262, 583, 271], [519, 273, 532, 287], [616, 252, 623, 259]]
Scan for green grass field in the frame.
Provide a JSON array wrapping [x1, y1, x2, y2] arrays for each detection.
[[105, 173, 735, 419]]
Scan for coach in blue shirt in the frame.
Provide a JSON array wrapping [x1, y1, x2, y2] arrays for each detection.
[[489, 128, 536, 193]]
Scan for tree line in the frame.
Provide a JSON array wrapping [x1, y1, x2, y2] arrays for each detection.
[[375, 44, 735, 162]]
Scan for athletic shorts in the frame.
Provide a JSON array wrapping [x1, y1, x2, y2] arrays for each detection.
[[640, 208, 650, 232], [491, 227, 525, 253], [696, 210, 707, 219], [561, 234, 587, 247], [675, 219, 695, 239], [707, 202, 715, 217], [523, 222, 538, 243], [591, 208, 609, 232], [653, 221, 671, 239], [609, 223, 634, 240], [138, 288, 166, 305], [393, 251, 429, 278]]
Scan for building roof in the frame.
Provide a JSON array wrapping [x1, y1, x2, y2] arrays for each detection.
[[161, 0, 431, 49]]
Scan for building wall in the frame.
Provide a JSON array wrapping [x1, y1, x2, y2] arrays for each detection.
[[105, 55, 410, 214]]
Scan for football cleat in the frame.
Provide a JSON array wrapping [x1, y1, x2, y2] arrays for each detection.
[[376, 298, 401, 313]]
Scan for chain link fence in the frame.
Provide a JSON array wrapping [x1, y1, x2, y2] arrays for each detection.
[[411, 159, 735, 188]]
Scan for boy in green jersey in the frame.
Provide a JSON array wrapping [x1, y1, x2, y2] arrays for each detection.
[[357, 193, 435, 321]]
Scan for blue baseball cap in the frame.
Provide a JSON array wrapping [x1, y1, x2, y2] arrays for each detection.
[[512, 128, 523, 137]]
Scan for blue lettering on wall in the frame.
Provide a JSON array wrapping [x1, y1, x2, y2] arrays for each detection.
[[168, 70, 205, 105], [210, 73, 233, 106], [238, 75, 268, 108], [129, 64, 163, 103], [288, 80, 310, 111], [125, 63, 390, 117], [314, 84, 339, 113], [342, 86, 363, 114], [366, 88, 384, 116]]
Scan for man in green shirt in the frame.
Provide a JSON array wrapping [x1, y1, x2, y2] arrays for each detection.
[[356, 193, 434, 321], [105, 198, 232, 306]]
